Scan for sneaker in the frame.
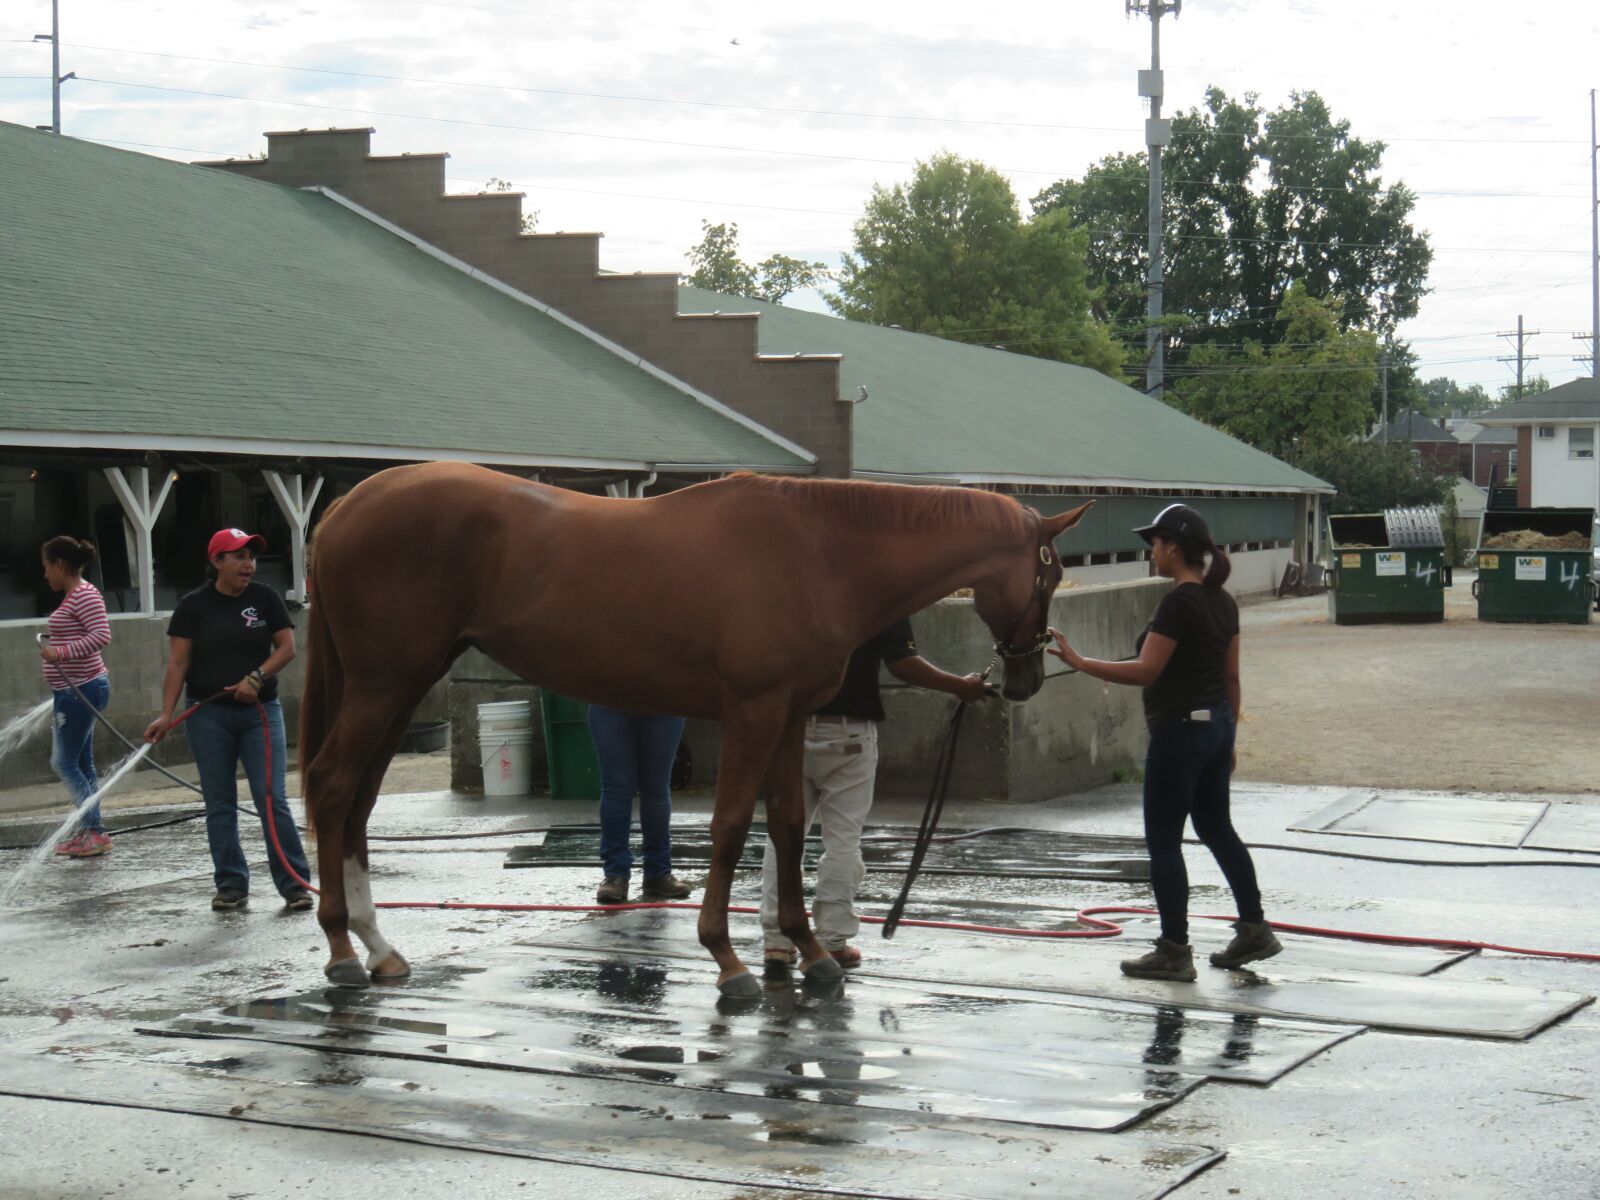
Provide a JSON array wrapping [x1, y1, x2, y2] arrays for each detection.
[[640, 872, 693, 900], [68, 832, 112, 858], [53, 832, 85, 857], [283, 889, 315, 912], [1209, 920, 1283, 970], [211, 888, 249, 911], [1120, 937, 1197, 982], [829, 944, 863, 969], [596, 875, 629, 905]]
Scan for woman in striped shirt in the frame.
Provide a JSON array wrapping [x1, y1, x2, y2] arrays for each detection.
[[39, 536, 114, 859]]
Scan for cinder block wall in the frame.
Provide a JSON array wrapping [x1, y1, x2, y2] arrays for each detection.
[[0, 616, 304, 790], [447, 578, 1169, 803], [199, 130, 850, 476]]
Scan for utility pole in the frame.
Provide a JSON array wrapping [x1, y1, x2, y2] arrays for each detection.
[[1128, 0, 1179, 399], [31, 0, 73, 134], [1496, 314, 1540, 400], [1379, 346, 1390, 443], [1589, 88, 1597, 379]]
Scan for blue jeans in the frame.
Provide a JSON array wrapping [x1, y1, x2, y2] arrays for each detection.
[[52, 675, 110, 833], [587, 706, 685, 880], [184, 699, 313, 897], [1143, 705, 1263, 944]]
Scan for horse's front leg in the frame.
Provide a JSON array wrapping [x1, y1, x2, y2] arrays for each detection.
[[765, 718, 842, 982], [701, 697, 788, 997]]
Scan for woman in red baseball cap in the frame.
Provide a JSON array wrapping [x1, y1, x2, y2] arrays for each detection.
[[144, 528, 314, 913], [1047, 503, 1280, 983]]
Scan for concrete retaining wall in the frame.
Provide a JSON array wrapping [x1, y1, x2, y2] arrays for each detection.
[[0, 614, 306, 790], [447, 577, 1170, 803], [0, 613, 447, 791]]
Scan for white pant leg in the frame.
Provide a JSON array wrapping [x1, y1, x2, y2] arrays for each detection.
[[759, 718, 878, 950]]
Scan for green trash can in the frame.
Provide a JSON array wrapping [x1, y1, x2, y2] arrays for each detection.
[[1326, 510, 1447, 625], [1472, 507, 1594, 624], [538, 690, 602, 800]]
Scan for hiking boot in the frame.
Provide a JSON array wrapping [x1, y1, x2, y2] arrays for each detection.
[[54, 833, 85, 857], [640, 872, 693, 900], [68, 832, 112, 858], [1209, 920, 1283, 970], [1120, 937, 1197, 982], [596, 875, 629, 905], [829, 944, 863, 969], [283, 889, 315, 912], [211, 888, 249, 911]]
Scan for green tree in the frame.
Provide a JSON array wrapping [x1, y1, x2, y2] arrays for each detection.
[[684, 221, 831, 304], [1032, 89, 1432, 362], [1298, 440, 1450, 514], [1498, 374, 1551, 404], [1418, 375, 1495, 418], [827, 153, 1126, 377], [1169, 287, 1378, 458]]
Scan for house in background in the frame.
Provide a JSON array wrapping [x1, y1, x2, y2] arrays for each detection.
[[1475, 377, 1600, 511]]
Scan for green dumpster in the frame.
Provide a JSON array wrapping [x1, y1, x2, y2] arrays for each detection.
[[538, 690, 602, 800], [1472, 507, 1594, 624], [1326, 509, 1447, 625]]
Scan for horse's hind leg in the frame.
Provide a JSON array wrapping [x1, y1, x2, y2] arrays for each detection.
[[701, 695, 788, 997], [764, 718, 840, 981], [343, 701, 420, 982], [306, 690, 413, 986]]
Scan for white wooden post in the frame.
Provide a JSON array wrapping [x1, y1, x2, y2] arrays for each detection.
[[263, 470, 325, 603], [104, 465, 176, 614]]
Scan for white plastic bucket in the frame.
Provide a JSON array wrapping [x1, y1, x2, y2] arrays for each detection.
[[478, 700, 533, 731], [480, 727, 534, 796]]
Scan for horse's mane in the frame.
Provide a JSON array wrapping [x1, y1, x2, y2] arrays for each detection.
[[727, 473, 1029, 536]]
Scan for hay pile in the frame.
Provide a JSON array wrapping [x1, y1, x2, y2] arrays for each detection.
[[1481, 529, 1591, 551], [1335, 541, 1375, 549]]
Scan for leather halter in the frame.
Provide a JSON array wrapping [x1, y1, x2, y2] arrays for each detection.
[[993, 525, 1059, 661]]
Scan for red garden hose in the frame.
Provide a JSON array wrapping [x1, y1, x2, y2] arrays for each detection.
[[242, 706, 1600, 965]]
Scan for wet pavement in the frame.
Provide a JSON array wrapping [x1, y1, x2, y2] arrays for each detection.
[[1, 782, 1597, 1197]]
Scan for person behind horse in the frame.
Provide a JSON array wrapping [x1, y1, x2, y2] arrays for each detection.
[[1048, 504, 1280, 980], [589, 704, 694, 905], [760, 618, 988, 970], [143, 528, 315, 913], [39, 535, 113, 859]]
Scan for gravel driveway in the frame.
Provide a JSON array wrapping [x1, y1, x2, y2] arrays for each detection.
[[1236, 572, 1598, 795]]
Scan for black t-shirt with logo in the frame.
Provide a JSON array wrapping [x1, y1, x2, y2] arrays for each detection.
[[167, 582, 293, 703], [815, 618, 919, 722], [1136, 583, 1240, 724]]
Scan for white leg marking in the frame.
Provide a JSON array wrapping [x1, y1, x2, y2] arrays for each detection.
[[343, 855, 395, 969]]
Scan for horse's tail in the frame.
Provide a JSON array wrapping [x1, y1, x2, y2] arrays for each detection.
[[298, 497, 347, 831]]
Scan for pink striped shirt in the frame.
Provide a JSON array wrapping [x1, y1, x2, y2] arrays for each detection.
[[43, 582, 111, 689]]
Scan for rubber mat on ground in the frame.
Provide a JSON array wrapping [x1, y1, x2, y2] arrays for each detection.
[[0, 1032, 1222, 1200], [137, 943, 1356, 1132], [527, 909, 1592, 1041], [506, 824, 1151, 881], [1291, 793, 1550, 849]]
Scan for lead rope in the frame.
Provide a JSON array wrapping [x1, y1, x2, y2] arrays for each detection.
[[881, 660, 996, 939]]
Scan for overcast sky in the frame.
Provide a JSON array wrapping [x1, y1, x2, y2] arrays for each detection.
[[3, 0, 1596, 394]]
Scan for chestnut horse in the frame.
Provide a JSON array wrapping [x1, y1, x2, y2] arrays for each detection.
[[301, 462, 1090, 995]]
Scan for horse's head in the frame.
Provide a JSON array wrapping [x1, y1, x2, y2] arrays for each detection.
[[973, 501, 1094, 702]]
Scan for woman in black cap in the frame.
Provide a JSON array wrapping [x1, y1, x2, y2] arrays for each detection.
[[1048, 503, 1279, 981]]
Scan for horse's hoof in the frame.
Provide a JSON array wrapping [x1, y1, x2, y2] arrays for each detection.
[[325, 957, 370, 988], [369, 951, 411, 983], [717, 970, 762, 999], [801, 954, 845, 982]]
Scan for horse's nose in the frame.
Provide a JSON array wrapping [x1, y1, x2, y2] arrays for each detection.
[[1001, 659, 1044, 702]]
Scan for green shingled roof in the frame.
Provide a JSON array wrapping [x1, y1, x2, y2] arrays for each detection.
[[680, 286, 1329, 492], [0, 123, 807, 471]]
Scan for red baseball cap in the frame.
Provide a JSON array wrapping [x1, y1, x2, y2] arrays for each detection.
[[207, 527, 267, 558]]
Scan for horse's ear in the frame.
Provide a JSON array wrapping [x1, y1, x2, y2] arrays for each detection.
[[1043, 501, 1094, 538]]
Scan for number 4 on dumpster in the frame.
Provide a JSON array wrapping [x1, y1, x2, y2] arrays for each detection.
[[1559, 560, 1583, 592], [1412, 560, 1438, 586]]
